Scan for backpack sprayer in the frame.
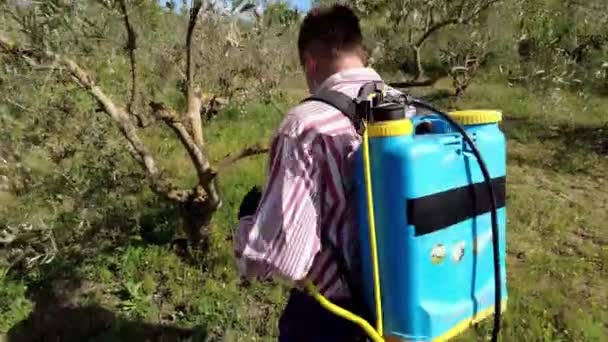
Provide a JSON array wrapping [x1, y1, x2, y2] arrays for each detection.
[[303, 82, 507, 342]]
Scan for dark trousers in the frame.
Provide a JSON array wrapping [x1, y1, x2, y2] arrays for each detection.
[[278, 289, 370, 342]]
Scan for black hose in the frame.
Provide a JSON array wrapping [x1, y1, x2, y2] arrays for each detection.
[[407, 97, 501, 342]]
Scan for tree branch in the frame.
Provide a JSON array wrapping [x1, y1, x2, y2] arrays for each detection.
[[414, 0, 500, 48], [150, 100, 221, 210], [0, 33, 189, 203], [150, 101, 212, 181], [389, 77, 442, 88], [415, 18, 459, 48], [96, 0, 114, 10], [215, 144, 269, 173], [185, 0, 205, 150], [186, 0, 203, 96], [179, 0, 220, 212], [3, 97, 34, 113], [118, 0, 144, 127], [462, 0, 501, 23], [458, 0, 468, 20]]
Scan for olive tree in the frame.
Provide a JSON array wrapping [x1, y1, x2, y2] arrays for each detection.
[[0, 0, 268, 247], [316, 0, 500, 88]]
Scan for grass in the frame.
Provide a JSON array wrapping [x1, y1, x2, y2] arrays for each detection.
[[0, 78, 607, 342]]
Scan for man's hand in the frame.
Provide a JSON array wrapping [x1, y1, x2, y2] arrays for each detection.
[[238, 186, 262, 219]]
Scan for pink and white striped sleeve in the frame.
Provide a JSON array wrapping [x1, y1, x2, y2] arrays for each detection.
[[234, 132, 322, 283]]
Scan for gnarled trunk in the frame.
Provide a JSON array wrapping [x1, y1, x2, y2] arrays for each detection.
[[181, 186, 218, 249]]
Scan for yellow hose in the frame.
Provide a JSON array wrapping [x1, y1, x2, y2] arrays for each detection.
[[305, 123, 385, 341], [362, 123, 384, 335]]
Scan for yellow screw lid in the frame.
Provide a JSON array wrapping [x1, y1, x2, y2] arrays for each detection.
[[368, 119, 414, 137], [447, 110, 502, 125]]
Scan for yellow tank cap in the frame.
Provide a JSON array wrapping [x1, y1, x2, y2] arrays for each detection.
[[447, 110, 502, 125], [368, 119, 414, 137]]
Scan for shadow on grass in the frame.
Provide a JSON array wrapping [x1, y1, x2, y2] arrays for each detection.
[[6, 283, 207, 341], [503, 115, 607, 152], [5, 259, 208, 342], [501, 115, 607, 174], [3, 198, 209, 342]]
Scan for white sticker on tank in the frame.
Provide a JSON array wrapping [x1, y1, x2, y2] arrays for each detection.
[[452, 241, 465, 262], [473, 230, 493, 254], [431, 244, 447, 265]]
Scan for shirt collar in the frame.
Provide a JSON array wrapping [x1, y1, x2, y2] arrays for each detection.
[[315, 67, 383, 92]]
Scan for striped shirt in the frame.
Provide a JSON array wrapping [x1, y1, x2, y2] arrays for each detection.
[[234, 67, 396, 299]]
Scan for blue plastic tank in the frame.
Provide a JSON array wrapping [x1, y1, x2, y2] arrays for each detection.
[[354, 109, 508, 341]]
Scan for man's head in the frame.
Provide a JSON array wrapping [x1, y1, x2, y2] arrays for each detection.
[[298, 5, 367, 93]]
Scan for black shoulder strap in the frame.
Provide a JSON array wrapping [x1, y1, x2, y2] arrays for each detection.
[[302, 90, 361, 133], [301, 81, 386, 133], [302, 89, 357, 118]]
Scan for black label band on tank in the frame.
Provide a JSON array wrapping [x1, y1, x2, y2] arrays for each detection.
[[406, 176, 506, 236]]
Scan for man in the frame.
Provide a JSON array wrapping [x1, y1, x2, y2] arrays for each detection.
[[234, 4, 394, 341]]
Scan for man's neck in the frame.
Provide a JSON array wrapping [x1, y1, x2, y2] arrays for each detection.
[[313, 55, 366, 92], [330, 55, 366, 74]]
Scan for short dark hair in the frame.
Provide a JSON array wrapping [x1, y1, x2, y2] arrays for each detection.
[[297, 4, 367, 65]]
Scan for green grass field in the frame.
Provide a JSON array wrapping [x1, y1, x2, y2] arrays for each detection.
[[1, 78, 607, 342]]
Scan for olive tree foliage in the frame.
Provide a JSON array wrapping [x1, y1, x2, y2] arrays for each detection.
[[509, 0, 608, 93], [0, 0, 285, 248], [315, 0, 500, 95], [214, 0, 301, 105], [439, 29, 492, 98]]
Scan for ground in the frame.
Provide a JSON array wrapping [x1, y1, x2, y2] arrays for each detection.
[[0, 77, 607, 342]]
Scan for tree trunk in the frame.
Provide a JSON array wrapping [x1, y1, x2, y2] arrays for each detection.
[[413, 46, 425, 81], [181, 186, 216, 249]]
